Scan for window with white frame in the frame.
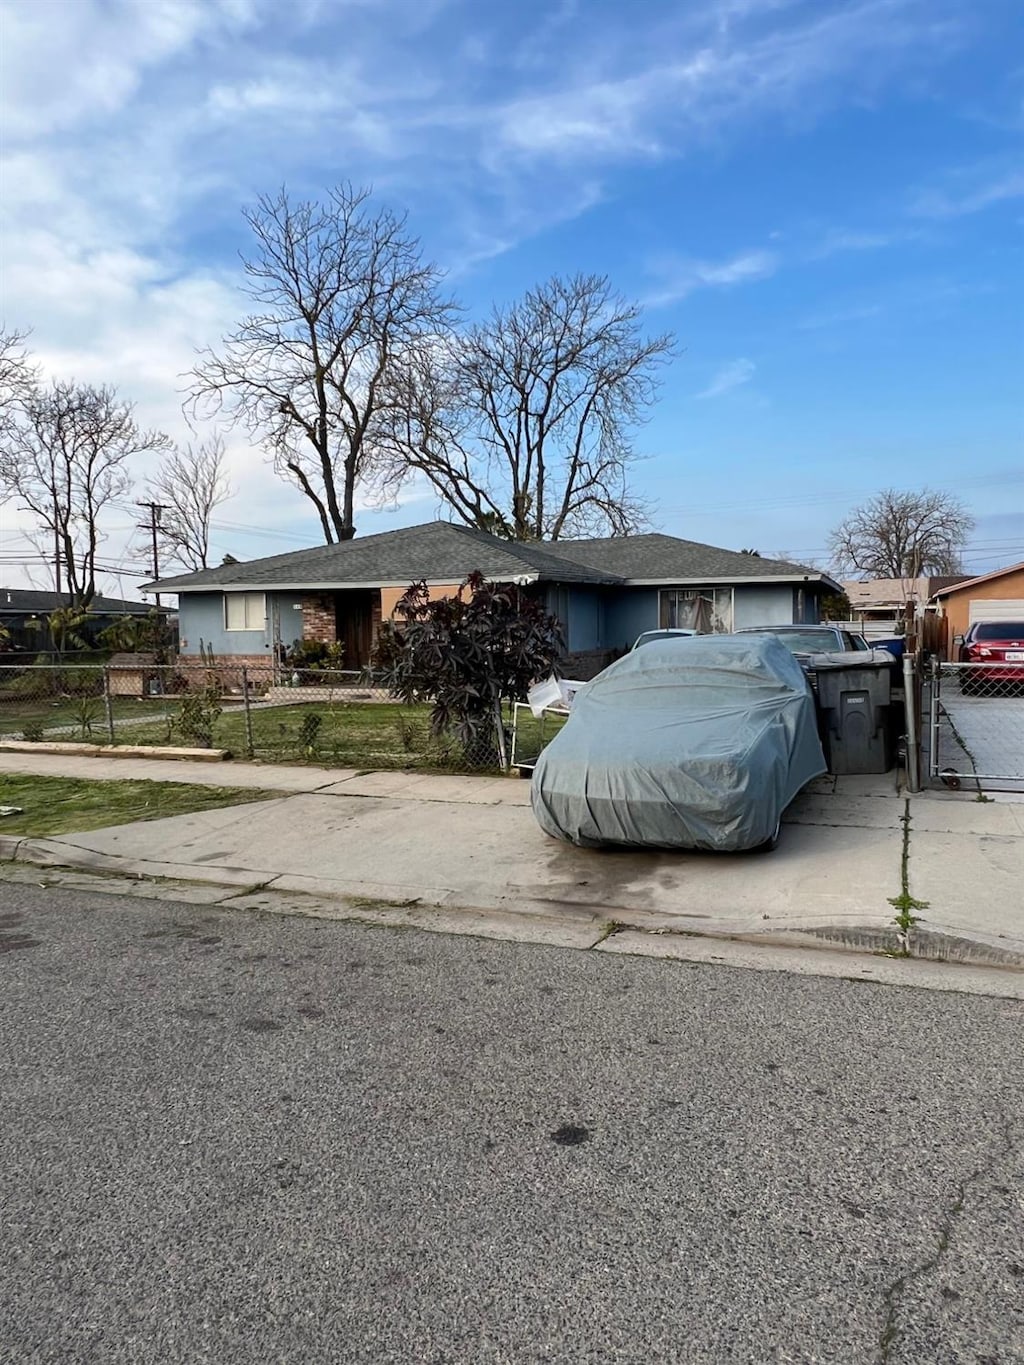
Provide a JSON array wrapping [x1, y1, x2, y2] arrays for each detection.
[[659, 587, 733, 633], [224, 592, 266, 631]]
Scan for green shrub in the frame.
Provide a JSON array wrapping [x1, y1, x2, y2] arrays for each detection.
[[297, 712, 323, 755], [175, 687, 223, 748], [73, 697, 101, 739]]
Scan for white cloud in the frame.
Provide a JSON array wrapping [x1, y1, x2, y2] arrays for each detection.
[[797, 303, 883, 330], [909, 162, 1024, 217], [644, 249, 779, 306], [490, 0, 967, 166], [0, 0, 259, 138], [695, 357, 756, 399], [809, 228, 900, 257]]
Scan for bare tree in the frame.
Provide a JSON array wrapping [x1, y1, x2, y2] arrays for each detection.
[[381, 274, 673, 540], [187, 184, 456, 544], [828, 488, 973, 578], [1, 380, 170, 607], [147, 435, 233, 571], [0, 326, 38, 448]]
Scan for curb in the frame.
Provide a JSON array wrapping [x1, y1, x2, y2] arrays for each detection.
[[0, 741, 229, 762], [2, 837, 1022, 973]]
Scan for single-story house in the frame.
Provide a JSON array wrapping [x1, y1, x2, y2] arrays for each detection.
[[143, 520, 843, 678], [929, 561, 1024, 656], [0, 587, 169, 654], [841, 576, 969, 640]]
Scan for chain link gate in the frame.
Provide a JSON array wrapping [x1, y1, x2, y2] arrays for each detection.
[[926, 659, 1024, 792]]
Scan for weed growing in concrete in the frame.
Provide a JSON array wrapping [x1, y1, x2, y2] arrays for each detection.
[[887, 799, 929, 954]]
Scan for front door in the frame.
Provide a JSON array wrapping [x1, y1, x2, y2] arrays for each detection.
[[335, 590, 375, 670]]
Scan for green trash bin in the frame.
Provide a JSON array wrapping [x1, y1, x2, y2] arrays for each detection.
[[813, 656, 894, 775]]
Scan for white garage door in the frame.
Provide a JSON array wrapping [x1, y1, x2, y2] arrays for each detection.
[[968, 599, 1024, 624]]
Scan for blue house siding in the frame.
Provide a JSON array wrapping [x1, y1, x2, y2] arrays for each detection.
[[175, 579, 825, 665], [272, 596, 305, 650], [564, 588, 604, 651], [604, 590, 659, 648], [733, 584, 799, 629], [595, 582, 823, 650], [176, 591, 302, 658]]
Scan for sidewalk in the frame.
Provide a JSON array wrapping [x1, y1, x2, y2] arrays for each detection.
[[2, 750, 1023, 975]]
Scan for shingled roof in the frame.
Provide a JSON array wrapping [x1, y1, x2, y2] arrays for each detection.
[[0, 588, 164, 616], [539, 533, 827, 583], [144, 521, 837, 594]]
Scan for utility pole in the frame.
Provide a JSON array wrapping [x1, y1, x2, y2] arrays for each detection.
[[52, 494, 63, 602], [136, 501, 167, 610]]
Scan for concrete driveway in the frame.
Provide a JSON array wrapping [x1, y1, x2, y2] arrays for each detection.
[[934, 689, 1024, 793]]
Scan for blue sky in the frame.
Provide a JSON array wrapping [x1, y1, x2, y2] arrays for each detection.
[[1, 0, 1021, 590]]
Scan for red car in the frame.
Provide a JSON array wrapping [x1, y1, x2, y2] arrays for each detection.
[[958, 621, 1024, 693]]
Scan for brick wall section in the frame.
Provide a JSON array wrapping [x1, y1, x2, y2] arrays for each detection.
[[301, 595, 337, 643], [177, 654, 275, 691], [561, 648, 619, 680]]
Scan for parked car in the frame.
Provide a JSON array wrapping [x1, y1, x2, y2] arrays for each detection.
[[735, 624, 898, 698], [631, 628, 697, 650], [531, 634, 826, 853], [957, 621, 1024, 694], [735, 624, 872, 654]]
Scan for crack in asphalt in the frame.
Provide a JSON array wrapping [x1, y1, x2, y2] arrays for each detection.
[[877, 1109, 1015, 1362]]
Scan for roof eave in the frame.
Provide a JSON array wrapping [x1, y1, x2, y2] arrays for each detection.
[[931, 560, 1024, 598], [144, 572, 544, 594], [621, 572, 842, 592]]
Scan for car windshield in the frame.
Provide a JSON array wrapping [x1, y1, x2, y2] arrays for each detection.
[[973, 623, 1024, 640], [634, 631, 695, 648], [748, 629, 840, 654]]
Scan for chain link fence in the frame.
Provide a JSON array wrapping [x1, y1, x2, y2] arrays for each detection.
[[926, 660, 1024, 792], [0, 661, 511, 772]]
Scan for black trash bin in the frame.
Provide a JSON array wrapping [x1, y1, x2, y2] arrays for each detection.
[[811, 655, 894, 775]]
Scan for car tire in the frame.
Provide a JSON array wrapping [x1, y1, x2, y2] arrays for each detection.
[[752, 820, 781, 854]]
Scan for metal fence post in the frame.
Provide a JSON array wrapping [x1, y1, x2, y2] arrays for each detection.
[[493, 698, 509, 773], [902, 652, 919, 793], [242, 667, 255, 758], [102, 666, 116, 746], [928, 658, 939, 782]]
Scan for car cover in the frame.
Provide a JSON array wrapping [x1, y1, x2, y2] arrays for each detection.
[[531, 634, 827, 851]]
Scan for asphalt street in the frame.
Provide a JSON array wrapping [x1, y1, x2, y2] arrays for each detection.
[[1, 881, 1022, 1365]]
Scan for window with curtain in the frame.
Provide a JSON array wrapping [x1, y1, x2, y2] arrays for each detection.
[[659, 588, 733, 633], [224, 592, 266, 631]]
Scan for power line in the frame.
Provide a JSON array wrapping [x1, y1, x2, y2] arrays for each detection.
[[135, 502, 168, 608]]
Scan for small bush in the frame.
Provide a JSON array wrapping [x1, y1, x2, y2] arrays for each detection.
[[21, 721, 44, 742], [73, 697, 101, 740], [175, 687, 223, 748], [297, 712, 323, 755]]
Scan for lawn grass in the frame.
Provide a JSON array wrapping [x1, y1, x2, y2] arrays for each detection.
[[112, 697, 570, 770], [0, 774, 277, 838], [124, 699, 440, 767], [0, 696, 174, 739]]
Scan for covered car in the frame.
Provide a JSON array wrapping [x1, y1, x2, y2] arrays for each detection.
[[531, 634, 826, 852]]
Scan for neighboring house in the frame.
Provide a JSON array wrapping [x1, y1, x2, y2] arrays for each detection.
[[0, 588, 168, 654], [929, 561, 1024, 657], [144, 521, 842, 678], [841, 576, 969, 640]]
